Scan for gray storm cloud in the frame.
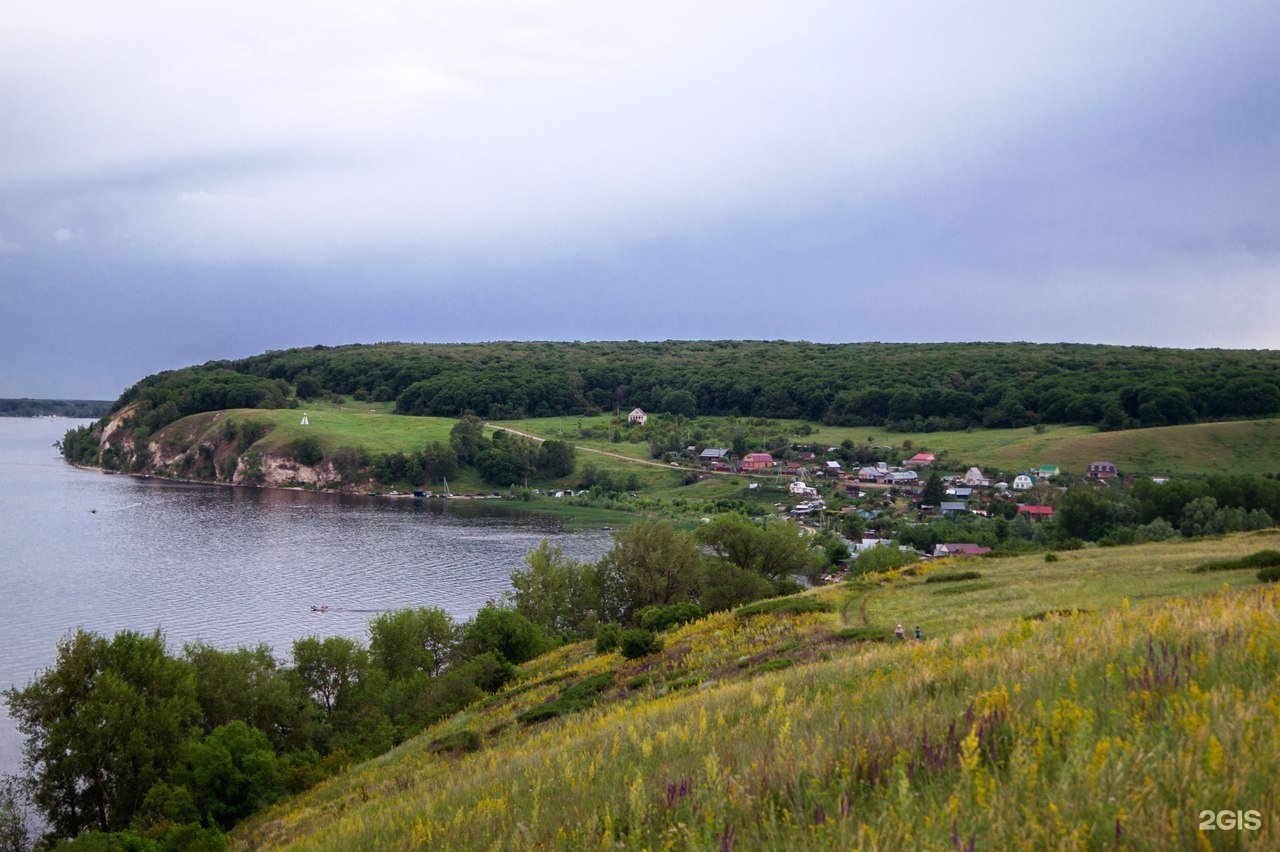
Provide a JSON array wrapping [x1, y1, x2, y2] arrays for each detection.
[[1, 1, 1277, 396]]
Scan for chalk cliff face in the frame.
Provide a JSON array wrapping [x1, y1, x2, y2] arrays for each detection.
[[235, 451, 340, 489], [90, 408, 342, 489]]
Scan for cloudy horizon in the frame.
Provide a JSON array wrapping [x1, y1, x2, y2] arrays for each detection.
[[3, 2, 1278, 399]]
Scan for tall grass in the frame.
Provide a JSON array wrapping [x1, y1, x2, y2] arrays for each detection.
[[234, 533, 1280, 850]]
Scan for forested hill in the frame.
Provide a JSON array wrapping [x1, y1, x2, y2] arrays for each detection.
[[0, 398, 111, 418], [110, 341, 1278, 435]]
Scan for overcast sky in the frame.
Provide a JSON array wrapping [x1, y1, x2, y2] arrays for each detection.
[[2, 2, 1278, 398]]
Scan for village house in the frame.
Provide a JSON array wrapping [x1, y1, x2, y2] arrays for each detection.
[[962, 466, 990, 487], [1088, 461, 1118, 479], [1012, 473, 1035, 491], [1017, 505, 1055, 520], [904, 452, 936, 468], [859, 463, 889, 483], [789, 480, 819, 497], [885, 470, 918, 485], [1036, 464, 1060, 480], [628, 407, 648, 426], [739, 452, 776, 472], [699, 448, 730, 467]]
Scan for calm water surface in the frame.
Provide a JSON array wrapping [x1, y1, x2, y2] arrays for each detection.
[[0, 417, 612, 777]]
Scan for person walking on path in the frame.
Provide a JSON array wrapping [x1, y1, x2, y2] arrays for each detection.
[[894, 623, 905, 639]]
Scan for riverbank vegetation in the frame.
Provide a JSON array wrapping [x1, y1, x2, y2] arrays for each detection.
[[223, 530, 1279, 849], [7, 520, 1279, 847], [2, 515, 819, 849]]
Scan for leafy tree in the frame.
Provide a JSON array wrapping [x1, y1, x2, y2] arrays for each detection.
[[849, 544, 917, 575], [449, 415, 486, 466], [183, 643, 298, 750], [290, 636, 369, 717], [1180, 496, 1224, 537], [0, 775, 30, 852], [537, 440, 576, 478], [293, 375, 322, 400], [1056, 485, 1114, 541], [922, 472, 946, 506], [368, 608, 457, 679], [3, 630, 201, 836], [508, 541, 601, 638], [695, 563, 776, 613], [417, 441, 458, 485], [459, 606, 551, 665], [475, 444, 533, 486], [660, 389, 697, 417], [839, 511, 866, 541], [698, 514, 815, 580], [599, 520, 703, 623], [173, 722, 282, 830]]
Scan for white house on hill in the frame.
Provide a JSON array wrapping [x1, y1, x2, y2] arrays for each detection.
[[628, 408, 648, 426]]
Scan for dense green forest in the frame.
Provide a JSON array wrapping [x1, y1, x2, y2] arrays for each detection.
[[105, 342, 1280, 439], [0, 398, 110, 418]]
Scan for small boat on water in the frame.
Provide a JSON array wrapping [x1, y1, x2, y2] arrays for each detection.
[[310, 604, 329, 613]]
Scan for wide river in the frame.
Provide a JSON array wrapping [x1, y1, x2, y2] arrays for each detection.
[[0, 417, 614, 778]]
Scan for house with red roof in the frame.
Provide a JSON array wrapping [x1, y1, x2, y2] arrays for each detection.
[[739, 453, 776, 472], [1017, 505, 1055, 520]]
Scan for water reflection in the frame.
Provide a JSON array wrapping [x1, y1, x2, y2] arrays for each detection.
[[0, 417, 613, 777]]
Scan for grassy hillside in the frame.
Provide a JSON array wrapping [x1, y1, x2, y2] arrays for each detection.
[[225, 401, 457, 455], [844, 419, 1280, 477], [234, 532, 1280, 849], [499, 416, 1280, 478]]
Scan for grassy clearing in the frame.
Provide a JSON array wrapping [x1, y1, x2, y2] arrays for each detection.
[[224, 403, 457, 456], [233, 531, 1280, 850]]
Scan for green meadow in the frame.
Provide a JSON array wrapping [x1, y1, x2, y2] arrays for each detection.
[[234, 531, 1280, 849], [226, 401, 457, 455], [497, 415, 1280, 478]]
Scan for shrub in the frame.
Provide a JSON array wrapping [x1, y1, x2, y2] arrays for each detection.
[[636, 602, 703, 633], [747, 659, 794, 676], [517, 703, 573, 725], [619, 628, 663, 660], [1044, 552, 1060, 563], [595, 623, 623, 654], [924, 570, 983, 584], [1193, 550, 1280, 574], [560, 673, 614, 703], [429, 729, 482, 754], [291, 435, 324, 466], [1260, 565, 1280, 583]]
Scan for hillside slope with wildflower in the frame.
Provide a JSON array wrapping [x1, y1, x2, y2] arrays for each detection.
[[234, 532, 1280, 849]]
